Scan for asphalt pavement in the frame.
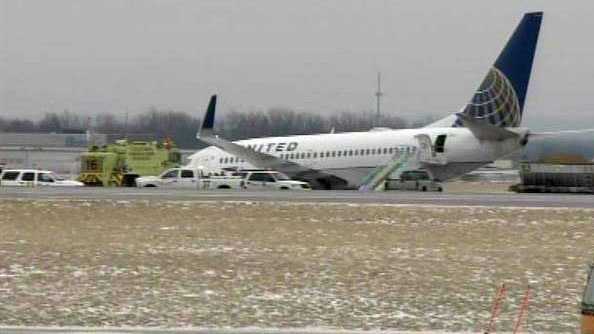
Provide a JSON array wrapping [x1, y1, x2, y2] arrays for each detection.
[[0, 186, 593, 208]]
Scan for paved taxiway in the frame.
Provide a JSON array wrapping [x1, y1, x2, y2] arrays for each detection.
[[0, 186, 592, 208]]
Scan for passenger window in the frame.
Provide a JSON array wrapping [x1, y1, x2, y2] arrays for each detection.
[[2, 171, 20, 180], [181, 170, 194, 178], [21, 172, 35, 181], [313, 152, 317, 158], [306, 152, 311, 158], [38, 173, 54, 182], [383, 148, 388, 154], [337, 151, 342, 157], [365, 149, 370, 155]]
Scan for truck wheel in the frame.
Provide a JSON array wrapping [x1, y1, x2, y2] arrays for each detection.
[[144, 184, 156, 188], [421, 186, 427, 192], [280, 187, 289, 190], [218, 185, 231, 189]]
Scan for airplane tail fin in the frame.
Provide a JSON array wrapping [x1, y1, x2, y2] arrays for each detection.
[[454, 11, 543, 128], [197, 94, 217, 139], [429, 12, 543, 129]]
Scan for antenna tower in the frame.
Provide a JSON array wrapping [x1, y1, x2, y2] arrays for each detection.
[[375, 72, 383, 127]]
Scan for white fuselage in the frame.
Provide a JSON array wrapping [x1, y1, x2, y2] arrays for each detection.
[[186, 127, 523, 188]]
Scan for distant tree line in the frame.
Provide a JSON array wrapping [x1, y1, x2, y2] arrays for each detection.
[[0, 108, 436, 148]]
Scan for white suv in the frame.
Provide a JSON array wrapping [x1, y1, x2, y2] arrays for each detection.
[[234, 170, 311, 190], [0, 169, 84, 187]]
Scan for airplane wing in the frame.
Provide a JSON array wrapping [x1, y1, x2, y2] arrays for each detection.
[[197, 95, 349, 189]]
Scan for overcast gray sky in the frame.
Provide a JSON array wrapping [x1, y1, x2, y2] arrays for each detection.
[[1, 0, 593, 130]]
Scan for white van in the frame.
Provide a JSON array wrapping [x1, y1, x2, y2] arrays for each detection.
[[0, 169, 84, 187]]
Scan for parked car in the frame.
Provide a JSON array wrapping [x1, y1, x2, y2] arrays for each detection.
[[385, 170, 443, 192], [0, 169, 84, 187]]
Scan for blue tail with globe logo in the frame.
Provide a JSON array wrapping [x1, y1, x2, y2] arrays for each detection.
[[453, 12, 543, 128]]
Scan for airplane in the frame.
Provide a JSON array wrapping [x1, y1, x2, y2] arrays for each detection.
[[185, 12, 566, 189]]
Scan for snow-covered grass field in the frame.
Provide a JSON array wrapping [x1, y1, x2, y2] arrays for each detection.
[[0, 199, 592, 331]]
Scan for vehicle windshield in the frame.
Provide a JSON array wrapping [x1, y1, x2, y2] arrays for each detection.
[[273, 173, 291, 181], [161, 170, 178, 179]]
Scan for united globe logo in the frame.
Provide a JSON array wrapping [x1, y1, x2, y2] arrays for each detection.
[[454, 67, 521, 128]]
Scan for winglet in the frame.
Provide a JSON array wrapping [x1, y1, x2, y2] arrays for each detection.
[[197, 94, 217, 139]]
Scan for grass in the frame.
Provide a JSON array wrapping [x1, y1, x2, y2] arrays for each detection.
[[0, 199, 592, 331]]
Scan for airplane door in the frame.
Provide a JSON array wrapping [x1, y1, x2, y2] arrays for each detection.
[[434, 134, 447, 153]]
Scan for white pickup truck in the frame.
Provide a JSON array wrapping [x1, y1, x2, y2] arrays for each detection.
[[136, 168, 244, 189]]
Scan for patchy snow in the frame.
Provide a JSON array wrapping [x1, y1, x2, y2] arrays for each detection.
[[0, 199, 591, 331]]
